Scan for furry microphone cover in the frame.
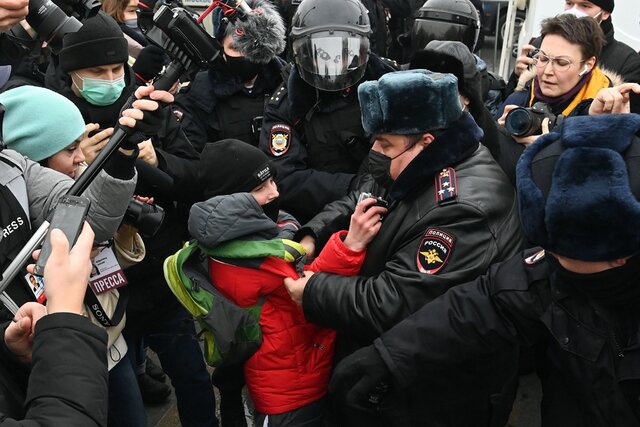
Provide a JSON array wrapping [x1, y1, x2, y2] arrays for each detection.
[[216, 0, 286, 64]]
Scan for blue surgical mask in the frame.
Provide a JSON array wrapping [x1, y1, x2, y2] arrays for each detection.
[[73, 73, 126, 106], [124, 18, 138, 29]]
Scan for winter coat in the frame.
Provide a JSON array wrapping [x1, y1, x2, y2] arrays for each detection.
[[258, 54, 398, 223], [376, 248, 640, 426], [173, 57, 288, 152], [0, 313, 108, 425], [300, 113, 525, 425], [189, 193, 366, 414]]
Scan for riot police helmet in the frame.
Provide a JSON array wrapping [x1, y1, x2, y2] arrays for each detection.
[[412, 0, 480, 54], [290, 0, 371, 91]]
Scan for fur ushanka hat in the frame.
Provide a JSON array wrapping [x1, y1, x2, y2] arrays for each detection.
[[357, 69, 463, 135], [516, 114, 640, 261]]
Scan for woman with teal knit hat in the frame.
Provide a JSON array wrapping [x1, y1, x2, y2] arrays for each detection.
[[0, 84, 148, 427]]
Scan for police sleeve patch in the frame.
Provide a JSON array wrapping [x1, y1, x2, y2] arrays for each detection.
[[416, 228, 455, 275], [270, 124, 291, 156]]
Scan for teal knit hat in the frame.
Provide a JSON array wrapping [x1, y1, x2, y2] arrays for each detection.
[[0, 86, 86, 161]]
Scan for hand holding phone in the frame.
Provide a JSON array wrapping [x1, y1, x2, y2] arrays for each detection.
[[33, 195, 91, 277]]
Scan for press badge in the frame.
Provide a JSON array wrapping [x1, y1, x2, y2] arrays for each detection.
[[88, 244, 128, 295], [24, 272, 46, 303]]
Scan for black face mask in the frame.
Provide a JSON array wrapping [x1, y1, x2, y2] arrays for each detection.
[[225, 55, 261, 82], [262, 198, 280, 223], [547, 253, 640, 307], [368, 144, 415, 189]]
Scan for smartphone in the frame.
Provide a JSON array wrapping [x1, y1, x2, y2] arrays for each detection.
[[33, 195, 91, 277]]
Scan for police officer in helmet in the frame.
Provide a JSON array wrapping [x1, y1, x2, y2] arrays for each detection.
[[259, 0, 398, 224]]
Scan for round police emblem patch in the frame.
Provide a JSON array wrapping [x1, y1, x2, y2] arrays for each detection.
[[416, 228, 455, 275], [270, 124, 291, 156]]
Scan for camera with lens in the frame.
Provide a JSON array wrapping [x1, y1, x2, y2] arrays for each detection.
[[505, 102, 563, 137], [122, 198, 165, 238]]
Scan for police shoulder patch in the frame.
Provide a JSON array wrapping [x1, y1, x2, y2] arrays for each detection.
[[270, 124, 291, 156], [524, 249, 545, 265], [416, 228, 455, 275]]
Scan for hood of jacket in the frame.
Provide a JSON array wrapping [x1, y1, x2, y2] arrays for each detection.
[[189, 192, 293, 248]]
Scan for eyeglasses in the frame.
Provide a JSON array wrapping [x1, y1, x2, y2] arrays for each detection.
[[533, 52, 585, 72]]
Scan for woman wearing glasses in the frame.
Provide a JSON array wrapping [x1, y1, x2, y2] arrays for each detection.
[[495, 14, 619, 146]]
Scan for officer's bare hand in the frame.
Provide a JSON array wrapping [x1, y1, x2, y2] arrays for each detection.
[[80, 124, 114, 165], [138, 139, 158, 167], [27, 222, 95, 316], [4, 302, 47, 363], [0, 0, 28, 31], [119, 85, 173, 129], [514, 44, 537, 77], [343, 198, 387, 252], [589, 83, 640, 116], [299, 235, 316, 258], [284, 271, 315, 306]]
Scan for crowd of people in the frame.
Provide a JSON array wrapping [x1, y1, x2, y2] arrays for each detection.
[[0, 0, 639, 426]]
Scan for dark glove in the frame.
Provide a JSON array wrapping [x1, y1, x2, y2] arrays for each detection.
[[133, 45, 165, 84], [328, 344, 391, 411]]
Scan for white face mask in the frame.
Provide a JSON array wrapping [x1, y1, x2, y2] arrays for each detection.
[[562, 7, 603, 22]]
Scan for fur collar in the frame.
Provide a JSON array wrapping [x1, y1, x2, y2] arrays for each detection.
[[389, 112, 483, 201]]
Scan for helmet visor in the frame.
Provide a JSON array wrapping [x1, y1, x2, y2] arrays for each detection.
[[293, 30, 369, 91]]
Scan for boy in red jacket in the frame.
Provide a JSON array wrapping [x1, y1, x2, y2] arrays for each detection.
[[189, 139, 386, 426]]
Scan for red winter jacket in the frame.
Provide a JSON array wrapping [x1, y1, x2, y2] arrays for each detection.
[[209, 230, 365, 414]]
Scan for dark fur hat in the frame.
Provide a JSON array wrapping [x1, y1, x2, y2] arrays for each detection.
[[358, 69, 463, 135], [516, 114, 640, 261], [213, 0, 285, 64]]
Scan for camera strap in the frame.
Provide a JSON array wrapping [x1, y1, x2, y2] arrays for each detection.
[[85, 285, 129, 327]]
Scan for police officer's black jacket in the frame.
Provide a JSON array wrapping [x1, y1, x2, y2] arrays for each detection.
[[301, 113, 525, 426], [375, 248, 640, 426], [0, 313, 108, 425], [173, 56, 288, 152], [259, 53, 398, 223]]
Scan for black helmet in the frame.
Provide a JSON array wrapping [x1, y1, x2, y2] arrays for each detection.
[[412, 0, 480, 54], [290, 0, 371, 91]]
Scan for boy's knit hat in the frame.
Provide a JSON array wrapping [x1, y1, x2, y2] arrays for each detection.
[[199, 139, 275, 199], [0, 86, 86, 161]]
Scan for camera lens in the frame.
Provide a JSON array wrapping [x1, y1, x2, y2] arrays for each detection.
[[505, 108, 541, 137], [26, 0, 82, 53]]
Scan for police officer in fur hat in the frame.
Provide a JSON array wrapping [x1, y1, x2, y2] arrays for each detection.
[[284, 69, 524, 426], [329, 113, 640, 426]]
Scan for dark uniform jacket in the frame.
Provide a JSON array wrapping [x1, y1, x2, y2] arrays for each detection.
[[376, 248, 640, 426], [302, 113, 525, 426], [259, 54, 397, 223], [173, 57, 288, 152], [0, 313, 108, 425]]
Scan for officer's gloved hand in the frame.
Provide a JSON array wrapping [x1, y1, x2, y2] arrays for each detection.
[[329, 344, 392, 411], [132, 45, 165, 84]]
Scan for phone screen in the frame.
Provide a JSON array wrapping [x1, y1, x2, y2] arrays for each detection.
[[33, 195, 91, 276]]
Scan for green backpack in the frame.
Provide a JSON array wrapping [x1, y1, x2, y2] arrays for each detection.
[[163, 239, 305, 367]]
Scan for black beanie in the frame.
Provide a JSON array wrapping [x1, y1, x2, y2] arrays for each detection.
[[199, 139, 275, 199], [590, 0, 614, 12], [59, 12, 129, 73]]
